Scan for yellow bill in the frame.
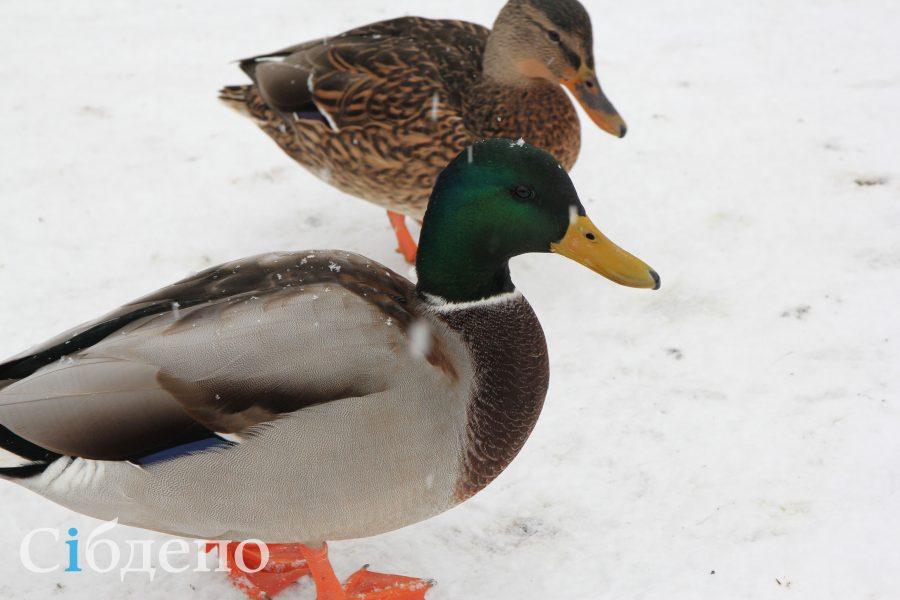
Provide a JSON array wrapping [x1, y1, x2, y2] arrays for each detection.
[[551, 215, 659, 289], [563, 65, 627, 138]]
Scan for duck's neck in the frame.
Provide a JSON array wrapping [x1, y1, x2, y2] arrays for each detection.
[[415, 250, 514, 305], [474, 34, 581, 171], [414, 204, 516, 304]]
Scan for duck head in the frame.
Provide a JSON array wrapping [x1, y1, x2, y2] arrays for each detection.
[[416, 139, 658, 303], [484, 0, 627, 138]]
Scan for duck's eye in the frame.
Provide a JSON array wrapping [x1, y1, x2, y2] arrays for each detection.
[[513, 185, 535, 200], [548, 31, 561, 43]]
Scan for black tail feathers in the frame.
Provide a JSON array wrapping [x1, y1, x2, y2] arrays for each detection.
[[0, 424, 60, 478]]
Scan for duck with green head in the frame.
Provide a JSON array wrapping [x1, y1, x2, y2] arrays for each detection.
[[221, 0, 628, 263], [0, 140, 658, 600]]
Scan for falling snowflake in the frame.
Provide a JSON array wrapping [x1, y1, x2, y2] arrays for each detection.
[[430, 92, 440, 122], [408, 320, 433, 359]]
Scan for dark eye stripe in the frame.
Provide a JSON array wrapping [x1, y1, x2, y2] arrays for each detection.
[[559, 42, 582, 70], [524, 16, 583, 71]]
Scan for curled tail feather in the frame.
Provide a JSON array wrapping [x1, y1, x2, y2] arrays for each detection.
[[0, 424, 60, 478]]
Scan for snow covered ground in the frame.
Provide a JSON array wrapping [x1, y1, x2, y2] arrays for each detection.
[[1, 0, 899, 598]]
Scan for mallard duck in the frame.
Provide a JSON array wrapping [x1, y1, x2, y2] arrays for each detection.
[[220, 0, 627, 263], [0, 140, 657, 600]]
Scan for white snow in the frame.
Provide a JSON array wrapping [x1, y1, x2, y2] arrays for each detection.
[[1, 0, 899, 599]]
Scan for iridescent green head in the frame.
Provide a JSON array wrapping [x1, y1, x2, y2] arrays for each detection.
[[416, 139, 659, 303]]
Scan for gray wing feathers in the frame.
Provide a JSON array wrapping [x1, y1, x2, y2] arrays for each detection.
[[0, 251, 435, 460], [0, 358, 195, 459]]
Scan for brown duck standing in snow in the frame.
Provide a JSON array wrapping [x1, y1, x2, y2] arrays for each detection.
[[220, 0, 628, 262]]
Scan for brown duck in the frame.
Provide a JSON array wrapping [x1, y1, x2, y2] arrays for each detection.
[[220, 0, 627, 262]]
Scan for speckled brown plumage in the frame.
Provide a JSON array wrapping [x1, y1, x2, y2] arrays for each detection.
[[220, 16, 580, 217], [434, 295, 550, 502]]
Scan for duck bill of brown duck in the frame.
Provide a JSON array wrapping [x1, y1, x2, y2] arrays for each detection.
[[563, 65, 627, 139]]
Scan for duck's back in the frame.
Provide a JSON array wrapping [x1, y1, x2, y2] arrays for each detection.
[[236, 18, 488, 126]]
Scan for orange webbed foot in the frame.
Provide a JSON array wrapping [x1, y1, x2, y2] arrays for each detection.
[[214, 542, 311, 600], [213, 541, 433, 600], [344, 565, 433, 599], [387, 211, 418, 264], [299, 543, 433, 600]]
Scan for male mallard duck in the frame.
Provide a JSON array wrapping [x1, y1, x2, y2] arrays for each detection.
[[0, 140, 657, 600], [220, 0, 627, 263]]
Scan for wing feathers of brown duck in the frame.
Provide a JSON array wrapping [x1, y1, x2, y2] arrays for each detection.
[[240, 18, 488, 127]]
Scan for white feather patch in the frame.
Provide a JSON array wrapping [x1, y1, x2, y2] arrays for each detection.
[[46, 457, 106, 494], [421, 289, 523, 313]]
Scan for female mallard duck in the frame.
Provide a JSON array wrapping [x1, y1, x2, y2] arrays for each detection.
[[220, 0, 627, 263], [0, 140, 657, 600]]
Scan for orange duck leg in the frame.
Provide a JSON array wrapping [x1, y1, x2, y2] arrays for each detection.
[[387, 211, 418, 264], [215, 541, 433, 600]]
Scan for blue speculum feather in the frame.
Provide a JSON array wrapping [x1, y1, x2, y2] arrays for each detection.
[[294, 110, 328, 124], [133, 436, 236, 466]]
